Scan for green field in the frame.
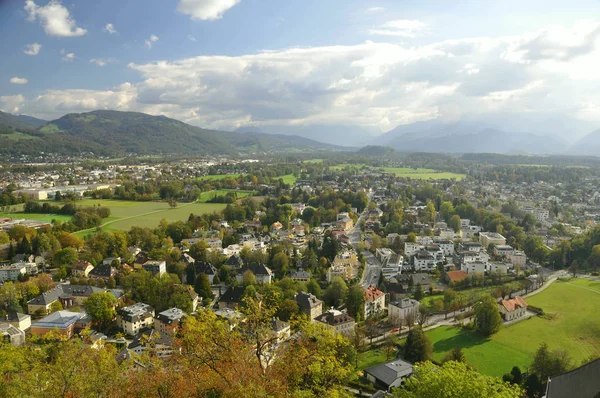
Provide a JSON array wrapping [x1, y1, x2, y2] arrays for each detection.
[[0, 212, 72, 223], [196, 174, 243, 181], [382, 167, 467, 181], [358, 347, 398, 370], [70, 199, 226, 235], [197, 189, 255, 203], [330, 163, 370, 170], [278, 174, 297, 185], [303, 159, 324, 163], [427, 278, 600, 377]]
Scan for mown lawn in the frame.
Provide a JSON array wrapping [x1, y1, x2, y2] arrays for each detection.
[[427, 278, 600, 377], [197, 189, 255, 203], [357, 347, 398, 370], [278, 174, 297, 185], [0, 212, 72, 223], [382, 167, 467, 181], [196, 174, 243, 181]]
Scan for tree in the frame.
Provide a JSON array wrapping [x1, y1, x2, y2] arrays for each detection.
[[416, 304, 430, 327], [84, 292, 117, 330], [185, 263, 196, 286], [403, 327, 432, 363], [449, 215, 461, 233], [443, 288, 457, 319], [443, 347, 466, 363], [271, 251, 289, 279], [344, 284, 365, 320], [474, 294, 502, 336], [54, 248, 78, 268], [405, 310, 415, 330], [242, 270, 256, 286], [510, 366, 523, 385], [530, 343, 572, 385], [406, 232, 416, 243], [394, 361, 523, 398], [569, 261, 579, 278], [323, 277, 347, 308], [194, 273, 214, 300], [413, 283, 424, 301], [306, 279, 322, 297]]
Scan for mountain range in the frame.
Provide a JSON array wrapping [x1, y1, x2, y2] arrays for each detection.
[[1, 108, 599, 156], [0, 110, 343, 156]]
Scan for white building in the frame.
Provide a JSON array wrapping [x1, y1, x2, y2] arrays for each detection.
[[0, 265, 27, 282], [388, 298, 419, 325], [364, 286, 386, 319], [462, 261, 486, 274], [435, 240, 455, 256], [117, 303, 155, 336], [479, 232, 506, 248], [521, 206, 550, 223], [413, 251, 436, 271]]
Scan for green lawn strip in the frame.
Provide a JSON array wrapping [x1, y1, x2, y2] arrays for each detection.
[[197, 189, 255, 203], [0, 212, 72, 223], [277, 174, 297, 185], [357, 348, 397, 370], [196, 174, 244, 181]]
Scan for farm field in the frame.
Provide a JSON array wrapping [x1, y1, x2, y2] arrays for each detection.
[[427, 278, 600, 377], [196, 174, 244, 181], [382, 167, 467, 181], [71, 199, 225, 236], [0, 211, 72, 223], [197, 189, 255, 203]]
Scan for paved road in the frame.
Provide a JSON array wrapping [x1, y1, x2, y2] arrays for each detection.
[[360, 250, 382, 288]]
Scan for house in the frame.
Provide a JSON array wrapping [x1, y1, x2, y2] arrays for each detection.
[[413, 250, 436, 271], [294, 292, 323, 320], [507, 250, 527, 267], [142, 260, 166, 277], [545, 358, 600, 398], [442, 270, 469, 284], [4, 311, 31, 331], [493, 245, 515, 257], [404, 242, 421, 257], [289, 269, 311, 282], [388, 298, 419, 325], [27, 284, 124, 315], [314, 309, 355, 336], [479, 232, 506, 248], [102, 257, 121, 266], [364, 359, 413, 390], [488, 262, 511, 274], [364, 286, 386, 319], [116, 303, 155, 336], [195, 261, 217, 284], [30, 311, 90, 339], [498, 296, 528, 321], [218, 286, 246, 309], [125, 329, 174, 358], [271, 318, 291, 344], [154, 308, 186, 335], [328, 251, 360, 282], [335, 217, 353, 231], [435, 240, 455, 256], [88, 264, 117, 280], [224, 254, 244, 270], [462, 261, 486, 274], [0, 323, 26, 346], [235, 263, 273, 284], [186, 285, 200, 312], [0, 264, 27, 282], [72, 261, 94, 277]]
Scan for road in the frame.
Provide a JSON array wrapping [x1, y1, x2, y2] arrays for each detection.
[[360, 250, 382, 288]]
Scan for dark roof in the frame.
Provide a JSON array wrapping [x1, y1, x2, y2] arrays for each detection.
[[237, 263, 272, 276], [295, 292, 322, 311], [128, 329, 173, 350], [195, 261, 217, 275], [546, 358, 600, 398], [219, 286, 246, 304], [364, 359, 413, 388], [88, 264, 116, 278], [271, 317, 289, 332], [28, 284, 123, 306], [314, 310, 354, 326], [225, 254, 244, 268], [156, 308, 186, 325]]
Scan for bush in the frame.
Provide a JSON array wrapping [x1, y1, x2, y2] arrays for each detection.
[[528, 305, 544, 315]]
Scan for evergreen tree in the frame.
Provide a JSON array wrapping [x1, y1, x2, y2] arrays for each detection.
[[186, 263, 196, 286], [413, 283, 424, 301], [194, 273, 214, 300], [403, 327, 432, 363]]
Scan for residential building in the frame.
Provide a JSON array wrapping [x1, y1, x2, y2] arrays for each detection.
[[224, 254, 244, 270], [462, 261, 486, 274], [545, 358, 600, 398], [125, 329, 174, 358], [493, 245, 515, 257], [314, 309, 355, 336], [0, 264, 26, 282], [479, 232, 506, 248], [488, 262, 511, 274], [458, 242, 483, 252], [521, 206, 550, 223], [388, 298, 419, 325], [235, 263, 273, 284], [4, 312, 31, 331], [142, 260, 167, 277], [289, 269, 310, 282], [72, 261, 94, 277], [499, 296, 528, 321], [116, 303, 155, 336], [327, 251, 360, 282], [435, 240, 455, 256], [27, 284, 124, 315], [30, 311, 90, 339], [294, 292, 323, 320], [195, 261, 217, 284], [0, 323, 26, 346], [364, 286, 386, 319], [271, 318, 291, 344], [154, 308, 186, 335], [218, 286, 246, 310], [365, 359, 413, 390], [88, 264, 117, 280], [404, 242, 421, 257], [413, 250, 436, 271], [507, 250, 527, 267]]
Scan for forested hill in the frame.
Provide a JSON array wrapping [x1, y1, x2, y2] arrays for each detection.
[[0, 110, 345, 156]]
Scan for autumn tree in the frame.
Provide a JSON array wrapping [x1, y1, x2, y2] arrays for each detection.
[[84, 292, 117, 330]]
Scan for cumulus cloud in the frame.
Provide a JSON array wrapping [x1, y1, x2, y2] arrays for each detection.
[[10, 77, 28, 85], [60, 49, 75, 62], [24, 0, 87, 37], [177, 0, 241, 21], [24, 43, 42, 55], [369, 19, 429, 38], [5, 20, 600, 129], [145, 34, 159, 49], [104, 23, 117, 34], [90, 58, 117, 66]]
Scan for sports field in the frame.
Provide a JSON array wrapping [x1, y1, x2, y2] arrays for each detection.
[[427, 278, 600, 377]]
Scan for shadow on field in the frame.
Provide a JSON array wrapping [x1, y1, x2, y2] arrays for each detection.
[[433, 327, 490, 352]]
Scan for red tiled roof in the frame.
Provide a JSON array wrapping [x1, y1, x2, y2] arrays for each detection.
[[445, 270, 468, 282], [364, 285, 385, 302], [501, 296, 528, 312]]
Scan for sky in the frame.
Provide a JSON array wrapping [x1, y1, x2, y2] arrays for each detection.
[[2, 0, 600, 134]]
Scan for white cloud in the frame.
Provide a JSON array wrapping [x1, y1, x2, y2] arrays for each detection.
[[366, 7, 385, 13], [177, 0, 241, 21], [104, 23, 117, 34], [188, 35, 197, 41], [145, 34, 159, 49], [369, 19, 429, 38], [60, 49, 75, 62], [5, 20, 600, 129], [90, 58, 117, 66], [24, 43, 42, 56], [9, 77, 28, 85], [24, 0, 87, 37]]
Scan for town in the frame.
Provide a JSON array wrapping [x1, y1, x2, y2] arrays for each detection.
[[1, 153, 600, 397]]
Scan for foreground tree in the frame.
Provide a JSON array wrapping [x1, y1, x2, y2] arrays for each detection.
[[393, 361, 522, 398], [530, 343, 572, 386], [83, 292, 117, 330], [403, 327, 432, 363], [344, 284, 365, 320], [474, 294, 502, 336]]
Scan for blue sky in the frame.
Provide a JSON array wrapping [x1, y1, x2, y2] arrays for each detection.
[[2, 0, 600, 134]]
